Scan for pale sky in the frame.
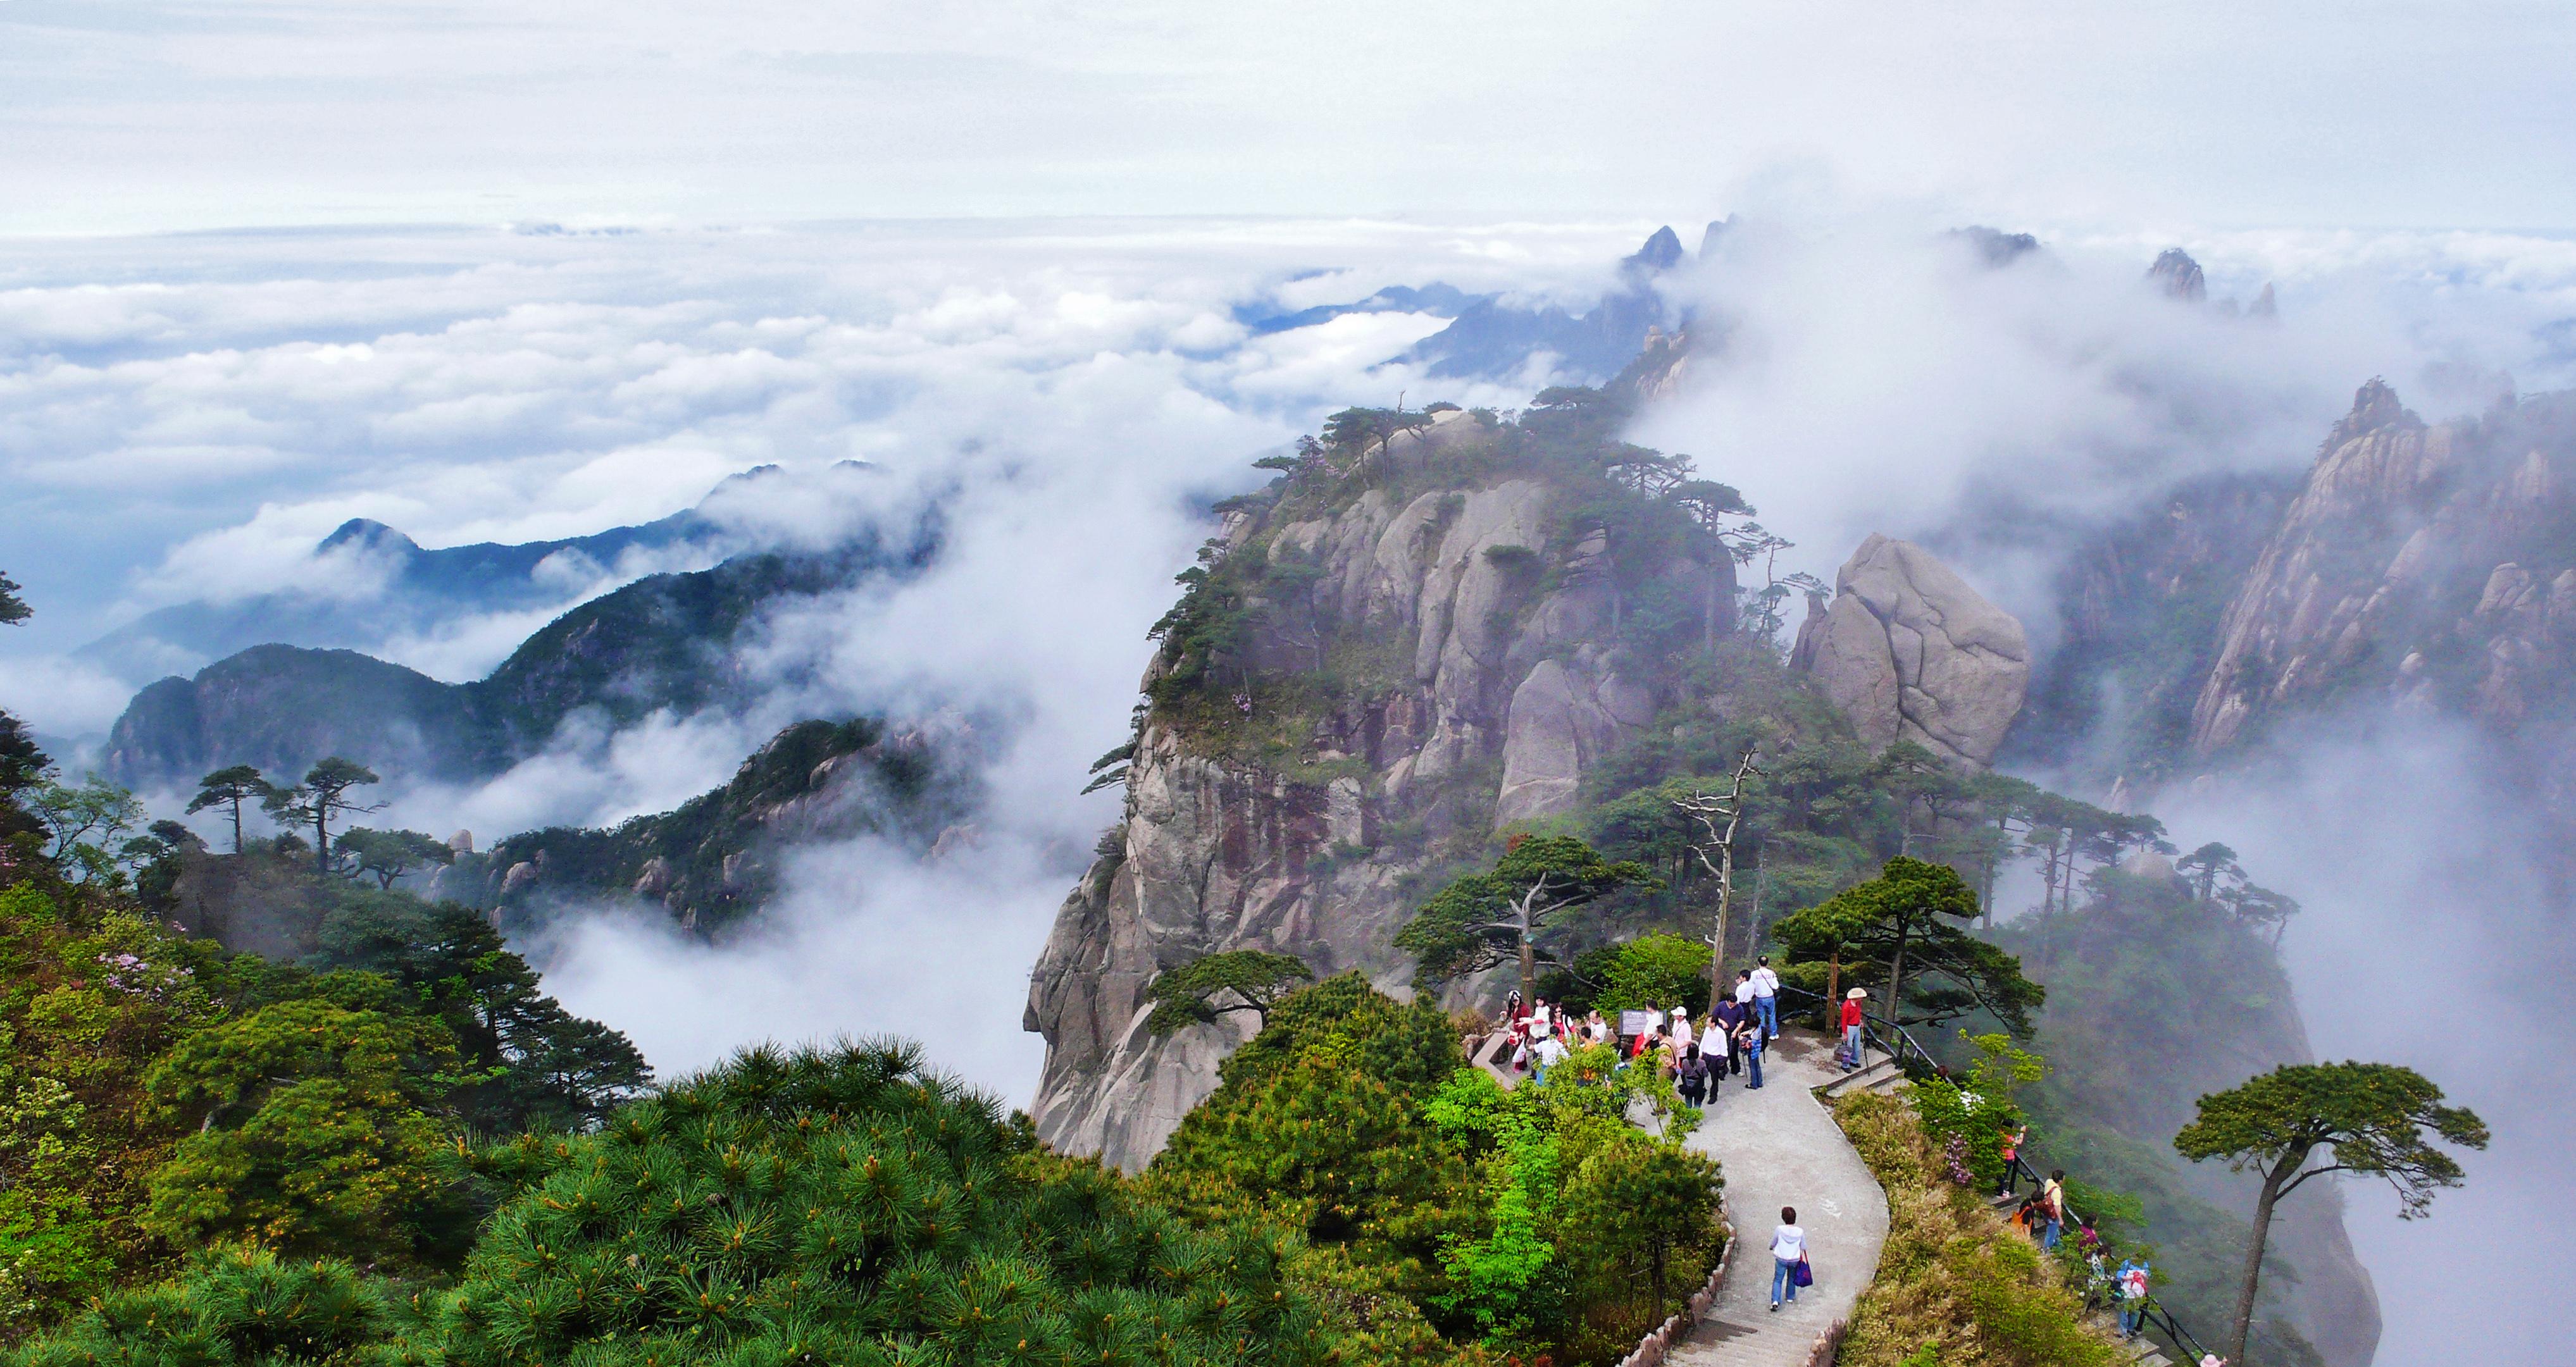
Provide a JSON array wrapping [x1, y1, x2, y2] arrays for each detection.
[[4, 0, 2572, 235]]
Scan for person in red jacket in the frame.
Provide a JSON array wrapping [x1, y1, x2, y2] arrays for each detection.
[[1838, 987, 1867, 1072]]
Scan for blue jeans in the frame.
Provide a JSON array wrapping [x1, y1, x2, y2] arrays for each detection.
[[1840, 1023, 1864, 1068], [2041, 1218, 2063, 1252], [1755, 996, 1779, 1037], [1772, 1257, 1800, 1304], [2119, 1304, 2144, 1337], [1747, 1048, 1765, 1088]]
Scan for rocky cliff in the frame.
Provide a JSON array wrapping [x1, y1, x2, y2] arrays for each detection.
[[2189, 380, 2576, 755], [1024, 398, 1741, 1170], [1789, 533, 2031, 769]]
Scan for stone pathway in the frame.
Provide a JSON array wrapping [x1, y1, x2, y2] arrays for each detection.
[[1667, 1030, 1891, 1367]]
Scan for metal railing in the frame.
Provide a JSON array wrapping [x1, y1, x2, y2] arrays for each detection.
[[1774, 984, 1943, 1078], [1769, 987, 2226, 1364], [2001, 1151, 2223, 1365]]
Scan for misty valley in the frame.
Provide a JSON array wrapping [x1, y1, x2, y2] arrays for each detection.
[[0, 223, 2551, 1367]]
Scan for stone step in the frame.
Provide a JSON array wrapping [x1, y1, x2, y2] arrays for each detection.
[[1817, 1054, 1898, 1098]]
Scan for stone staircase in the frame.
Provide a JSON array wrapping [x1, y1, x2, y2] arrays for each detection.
[[1812, 1047, 1905, 1100]]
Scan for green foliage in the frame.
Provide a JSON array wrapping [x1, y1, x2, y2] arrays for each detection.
[[331, 829, 452, 891], [1395, 836, 1660, 991], [2174, 1061, 2488, 1217], [22, 779, 146, 887], [0, 574, 25, 629], [1772, 858, 2044, 1035], [1584, 932, 1708, 1017], [1829, 1091, 2119, 1367], [139, 1000, 468, 1265], [302, 891, 652, 1134], [1994, 870, 2327, 1347], [444, 1040, 1324, 1367], [6, 1246, 394, 1367], [14, 1043, 1332, 1367], [1145, 951, 1314, 1034], [185, 768, 278, 856], [1148, 977, 1717, 1361], [261, 759, 382, 876]]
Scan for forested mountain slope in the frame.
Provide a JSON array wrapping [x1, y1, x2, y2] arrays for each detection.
[[1023, 387, 2384, 1365], [101, 533, 930, 790]]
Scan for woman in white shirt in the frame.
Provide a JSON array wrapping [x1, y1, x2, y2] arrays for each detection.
[[1769, 1206, 1807, 1309]]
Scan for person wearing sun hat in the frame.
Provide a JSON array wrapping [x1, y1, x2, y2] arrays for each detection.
[[1838, 986, 1868, 1072]]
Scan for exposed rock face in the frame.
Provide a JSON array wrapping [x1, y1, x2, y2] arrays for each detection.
[[2189, 381, 2576, 753], [1026, 436, 1734, 1170], [2148, 247, 2208, 302], [1793, 535, 2031, 767]]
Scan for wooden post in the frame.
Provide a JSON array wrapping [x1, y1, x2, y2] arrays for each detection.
[[1826, 951, 1841, 1038]]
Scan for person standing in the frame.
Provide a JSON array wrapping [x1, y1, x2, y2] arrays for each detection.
[[1670, 1007, 1695, 1056], [1838, 987, 1867, 1071], [1531, 1026, 1568, 1086], [1750, 955, 1781, 1039], [1713, 993, 1748, 1077], [2114, 1256, 2151, 1338], [1738, 1014, 1766, 1090], [1996, 1122, 2027, 1197], [1768, 1206, 1806, 1309], [2039, 1169, 2069, 1252], [1676, 1043, 1710, 1106]]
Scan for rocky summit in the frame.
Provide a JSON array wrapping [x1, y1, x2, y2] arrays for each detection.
[[1791, 533, 2031, 769], [1022, 396, 2024, 1171]]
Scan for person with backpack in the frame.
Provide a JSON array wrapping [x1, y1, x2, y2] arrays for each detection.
[[2115, 1256, 2152, 1338], [1768, 1206, 1807, 1309], [2038, 1170, 2070, 1252], [1676, 1043, 1711, 1106]]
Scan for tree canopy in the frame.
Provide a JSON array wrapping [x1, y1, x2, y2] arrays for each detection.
[[185, 766, 277, 855], [1396, 835, 1660, 1001], [2175, 1060, 2489, 1362], [261, 758, 381, 875], [1770, 856, 2045, 1036], [1145, 949, 1315, 1034], [18, 1042, 1333, 1367]]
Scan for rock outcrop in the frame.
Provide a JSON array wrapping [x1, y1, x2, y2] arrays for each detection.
[[2189, 381, 2576, 753], [1026, 416, 1736, 1170], [1791, 535, 2030, 767]]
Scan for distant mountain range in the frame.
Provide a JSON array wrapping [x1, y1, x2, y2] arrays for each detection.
[[101, 521, 934, 791], [77, 462, 883, 686], [1235, 224, 1707, 383]]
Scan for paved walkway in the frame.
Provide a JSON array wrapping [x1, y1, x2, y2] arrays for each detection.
[[1667, 1030, 1890, 1367]]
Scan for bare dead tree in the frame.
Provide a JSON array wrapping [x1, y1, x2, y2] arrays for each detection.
[[1676, 748, 1762, 1005]]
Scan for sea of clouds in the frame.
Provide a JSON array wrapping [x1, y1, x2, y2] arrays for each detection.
[[9, 208, 2576, 1361]]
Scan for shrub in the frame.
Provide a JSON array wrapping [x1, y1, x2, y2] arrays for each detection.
[[1830, 1091, 2119, 1367]]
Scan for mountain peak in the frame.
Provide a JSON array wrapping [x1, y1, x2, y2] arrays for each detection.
[[2329, 377, 2419, 447], [1622, 226, 1684, 277], [316, 518, 422, 558], [2146, 247, 2208, 302]]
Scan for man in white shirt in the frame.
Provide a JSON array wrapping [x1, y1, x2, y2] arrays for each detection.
[[1529, 1029, 1569, 1084], [1750, 956, 1781, 1039]]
